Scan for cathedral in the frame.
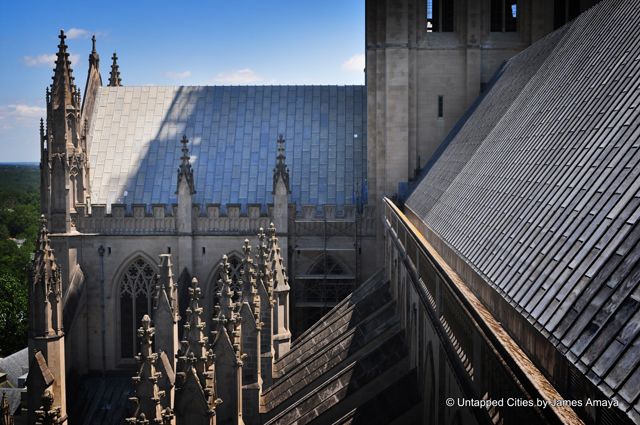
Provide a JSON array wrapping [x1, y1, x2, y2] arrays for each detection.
[[2, 0, 639, 424]]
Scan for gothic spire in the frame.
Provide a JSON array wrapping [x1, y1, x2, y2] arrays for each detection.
[[212, 256, 242, 355], [242, 239, 260, 320], [179, 278, 209, 366], [29, 215, 63, 336], [91, 34, 97, 54], [266, 222, 291, 357], [126, 315, 168, 423], [268, 222, 289, 292], [174, 277, 219, 423], [156, 254, 179, 321], [256, 227, 274, 301], [51, 30, 78, 111], [108, 52, 122, 87], [39, 118, 46, 158], [272, 134, 290, 194], [176, 135, 196, 195]]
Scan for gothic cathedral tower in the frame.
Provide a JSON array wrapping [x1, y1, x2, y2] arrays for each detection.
[[365, 0, 596, 203], [42, 30, 91, 233]]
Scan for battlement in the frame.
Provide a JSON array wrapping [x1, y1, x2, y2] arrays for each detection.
[[72, 203, 377, 235]]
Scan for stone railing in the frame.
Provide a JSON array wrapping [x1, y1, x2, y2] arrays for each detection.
[[383, 198, 583, 425]]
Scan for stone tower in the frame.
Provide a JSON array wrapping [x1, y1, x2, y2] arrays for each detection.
[[365, 0, 592, 202], [27, 216, 67, 423], [42, 30, 90, 233]]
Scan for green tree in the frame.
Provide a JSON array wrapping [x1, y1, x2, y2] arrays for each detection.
[[0, 274, 28, 357], [0, 165, 40, 355]]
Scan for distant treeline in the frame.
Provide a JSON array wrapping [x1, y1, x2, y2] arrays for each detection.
[[0, 164, 39, 357]]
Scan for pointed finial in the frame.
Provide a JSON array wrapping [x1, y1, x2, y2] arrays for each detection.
[[176, 135, 196, 195], [108, 51, 122, 86], [277, 134, 285, 157], [40, 214, 47, 226], [51, 29, 75, 108], [88, 34, 100, 68], [180, 135, 189, 158], [242, 239, 251, 257], [273, 135, 290, 194]]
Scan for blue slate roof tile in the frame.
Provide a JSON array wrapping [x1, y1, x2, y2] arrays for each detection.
[[88, 86, 366, 208]]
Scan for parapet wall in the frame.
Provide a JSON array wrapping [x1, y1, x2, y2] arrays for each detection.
[[73, 203, 377, 236]]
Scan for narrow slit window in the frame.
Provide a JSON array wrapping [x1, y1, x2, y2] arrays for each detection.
[[426, 0, 454, 32], [491, 0, 518, 32], [438, 96, 444, 118]]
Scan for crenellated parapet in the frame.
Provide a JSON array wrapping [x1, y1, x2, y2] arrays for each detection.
[[72, 203, 377, 235]]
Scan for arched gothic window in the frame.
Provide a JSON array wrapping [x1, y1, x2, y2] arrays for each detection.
[[294, 254, 354, 335], [301, 255, 352, 303], [119, 257, 156, 358], [211, 254, 243, 305]]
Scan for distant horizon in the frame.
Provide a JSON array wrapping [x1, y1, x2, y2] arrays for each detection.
[[0, 162, 39, 165]]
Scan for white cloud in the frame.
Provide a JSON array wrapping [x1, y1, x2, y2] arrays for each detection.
[[0, 104, 46, 129], [213, 69, 265, 85], [66, 28, 90, 39], [10, 104, 46, 118], [164, 70, 192, 80], [23, 53, 79, 67], [22, 54, 56, 67], [342, 53, 365, 73]]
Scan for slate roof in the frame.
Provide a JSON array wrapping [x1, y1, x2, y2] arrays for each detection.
[[0, 348, 27, 387], [0, 388, 23, 415], [67, 375, 132, 425], [87, 85, 366, 209], [406, 0, 640, 420]]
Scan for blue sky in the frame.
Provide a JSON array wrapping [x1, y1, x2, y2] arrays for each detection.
[[0, 1, 365, 162]]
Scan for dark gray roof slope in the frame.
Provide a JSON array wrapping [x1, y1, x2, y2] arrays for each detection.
[[87, 85, 366, 208], [67, 375, 131, 425], [406, 0, 640, 420]]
